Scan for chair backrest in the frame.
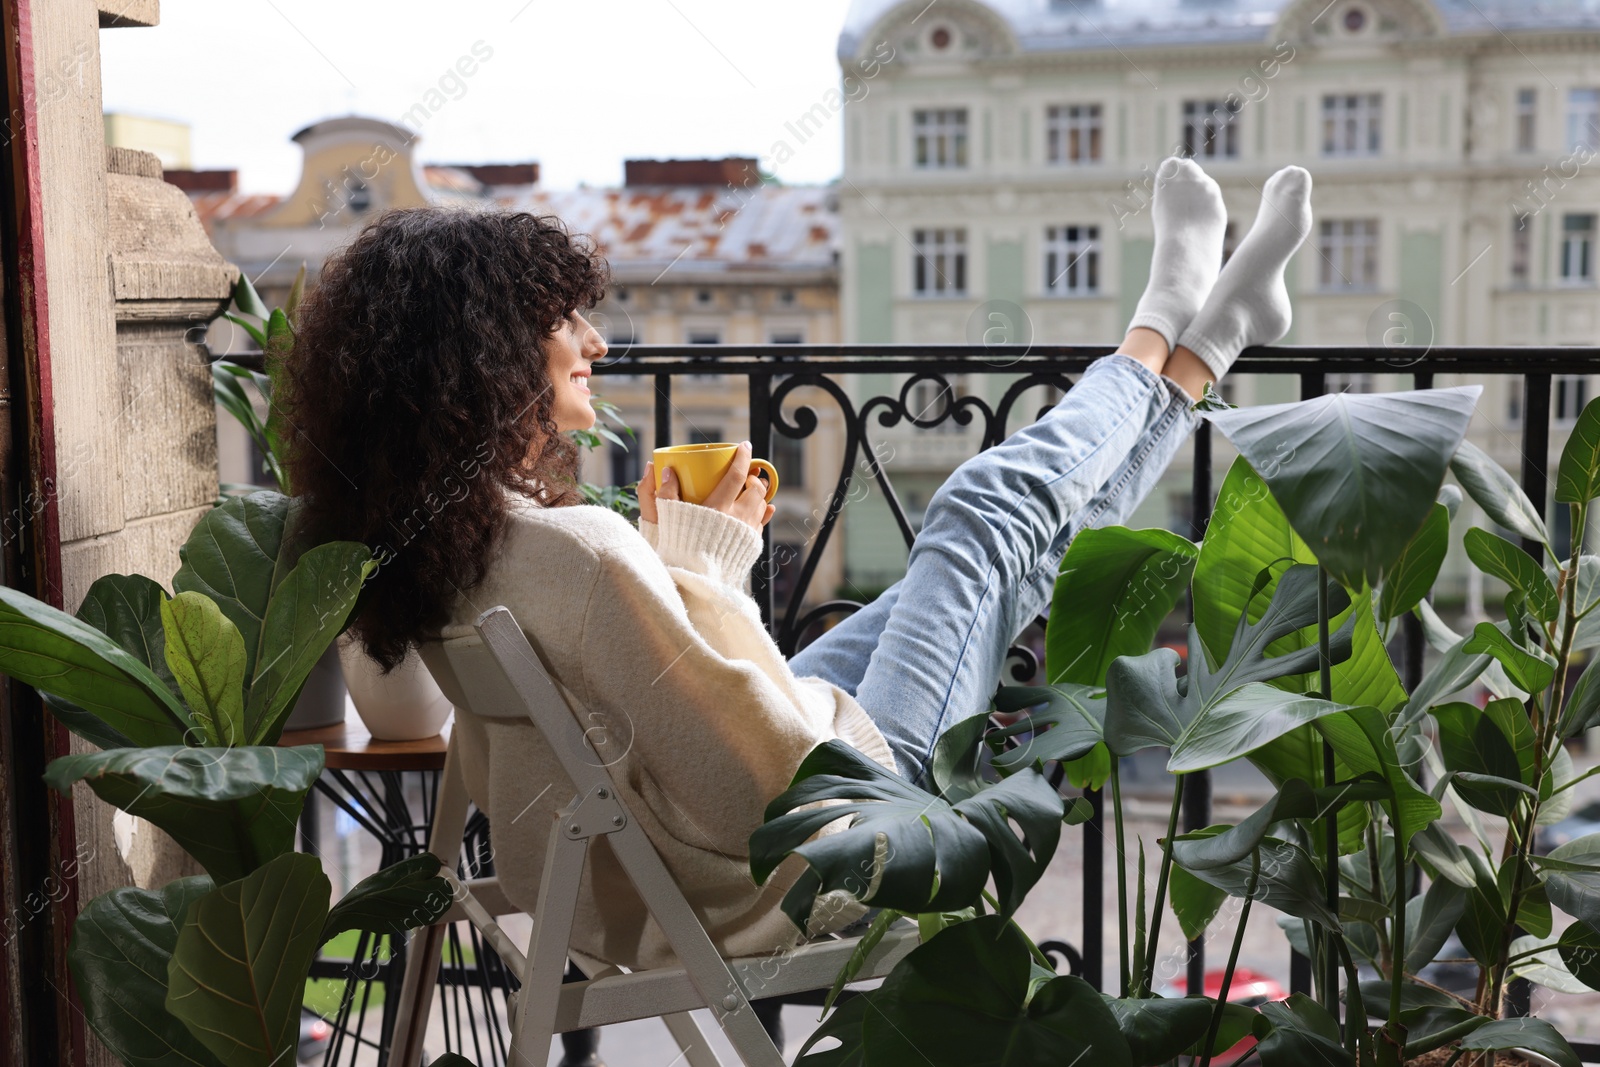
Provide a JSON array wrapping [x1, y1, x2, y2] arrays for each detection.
[[417, 605, 620, 797]]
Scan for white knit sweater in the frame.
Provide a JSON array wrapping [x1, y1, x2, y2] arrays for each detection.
[[439, 492, 896, 970]]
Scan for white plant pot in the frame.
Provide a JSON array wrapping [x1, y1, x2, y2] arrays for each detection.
[[282, 643, 348, 731], [337, 633, 453, 741]]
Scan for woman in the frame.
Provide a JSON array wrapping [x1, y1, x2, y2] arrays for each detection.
[[282, 159, 1313, 971]]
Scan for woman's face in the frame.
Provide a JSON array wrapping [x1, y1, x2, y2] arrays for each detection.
[[546, 310, 608, 432]]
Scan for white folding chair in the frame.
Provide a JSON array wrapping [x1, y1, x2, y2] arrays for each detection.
[[389, 605, 919, 1067]]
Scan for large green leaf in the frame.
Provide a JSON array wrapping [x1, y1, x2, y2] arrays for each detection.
[[166, 852, 331, 1067], [1046, 526, 1196, 686], [0, 585, 191, 746], [794, 994, 871, 1066], [1462, 621, 1555, 694], [1538, 833, 1600, 932], [1557, 921, 1600, 991], [1169, 830, 1340, 929], [244, 541, 375, 744], [42, 692, 136, 750], [172, 491, 295, 683], [1379, 502, 1449, 622], [1451, 438, 1549, 547], [1205, 386, 1479, 591], [1464, 527, 1561, 624], [1108, 565, 1363, 775], [44, 745, 323, 883], [67, 877, 222, 1067], [1558, 394, 1600, 503], [1405, 876, 1469, 972], [751, 740, 1063, 923], [1316, 706, 1441, 844], [1435, 701, 1530, 819], [860, 916, 1133, 1067], [322, 854, 453, 942], [1396, 1006, 1489, 1058], [1170, 863, 1227, 942], [1191, 462, 1405, 711], [76, 573, 179, 697], [1252, 993, 1352, 1067], [987, 684, 1105, 777], [1562, 659, 1600, 738], [1101, 995, 1214, 1065], [1170, 777, 1381, 871], [1460, 1018, 1580, 1067], [161, 593, 247, 748]]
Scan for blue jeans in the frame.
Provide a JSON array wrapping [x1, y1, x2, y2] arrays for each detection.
[[789, 354, 1200, 785]]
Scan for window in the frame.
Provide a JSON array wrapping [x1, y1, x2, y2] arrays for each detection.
[[913, 228, 967, 296], [1322, 93, 1382, 156], [1046, 104, 1102, 164], [1318, 219, 1379, 289], [688, 426, 725, 445], [908, 379, 965, 433], [1326, 372, 1376, 394], [769, 331, 804, 344], [1561, 213, 1595, 283], [1507, 378, 1524, 427], [687, 329, 722, 344], [695, 289, 714, 306], [615, 285, 630, 303], [772, 432, 805, 488], [608, 436, 642, 489], [913, 108, 969, 169], [1556, 375, 1590, 427], [1516, 88, 1537, 153], [1182, 98, 1241, 159], [1511, 216, 1531, 287], [1043, 225, 1100, 295], [1568, 88, 1600, 151]]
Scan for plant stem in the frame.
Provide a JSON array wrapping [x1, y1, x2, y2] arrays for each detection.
[[1141, 773, 1185, 997], [1337, 937, 1368, 1064], [981, 888, 1056, 973], [1199, 849, 1259, 1067], [1389, 813, 1407, 1030], [1317, 564, 1340, 1017], [1111, 760, 1131, 998]]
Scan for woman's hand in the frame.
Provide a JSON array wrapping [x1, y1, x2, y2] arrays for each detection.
[[638, 442, 775, 532]]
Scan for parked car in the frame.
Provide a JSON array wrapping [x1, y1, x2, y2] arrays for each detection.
[[1535, 799, 1600, 855], [299, 1011, 331, 1064], [1159, 968, 1287, 1065]]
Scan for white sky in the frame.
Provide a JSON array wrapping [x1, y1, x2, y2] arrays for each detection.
[[101, 0, 858, 195]]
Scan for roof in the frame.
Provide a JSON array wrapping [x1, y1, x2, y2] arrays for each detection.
[[187, 190, 280, 235], [496, 184, 838, 277], [838, 0, 1600, 57]]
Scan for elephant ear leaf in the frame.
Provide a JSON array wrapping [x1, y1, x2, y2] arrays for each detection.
[[166, 853, 330, 1067], [749, 740, 1063, 925], [68, 876, 223, 1067], [1451, 438, 1549, 547], [1206, 386, 1479, 592]]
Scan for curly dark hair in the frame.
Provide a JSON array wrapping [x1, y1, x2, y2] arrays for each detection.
[[280, 207, 610, 672]]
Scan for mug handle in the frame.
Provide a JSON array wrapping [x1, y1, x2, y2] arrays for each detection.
[[749, 459, 779, 502]]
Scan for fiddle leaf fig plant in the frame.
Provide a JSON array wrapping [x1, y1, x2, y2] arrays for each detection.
[[0, 489, 464, 1067], [762, 383, 1595, 1066]]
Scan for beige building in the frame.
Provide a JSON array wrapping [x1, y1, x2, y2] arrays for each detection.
[[104, 111, 191, 169], [836, 0, 1600, 603]]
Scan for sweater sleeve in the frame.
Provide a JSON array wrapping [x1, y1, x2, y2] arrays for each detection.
[[575, 540, 886, 858], [638, 517, 659, 550]]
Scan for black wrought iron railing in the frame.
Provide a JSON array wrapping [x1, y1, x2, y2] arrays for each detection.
[[598, 342, 1600, 1056]]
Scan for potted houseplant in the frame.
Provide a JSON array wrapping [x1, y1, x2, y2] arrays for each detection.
[[0, 488, 478, 1066], [756, 385, 1594, 1066]]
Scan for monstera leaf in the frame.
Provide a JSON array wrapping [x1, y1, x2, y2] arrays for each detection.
[[985, 683, 1105, 776], [750, 740, 1063, 923], [1046, 526, 1197, 686], [68, 877, 222, 1067], [44, 745, 323, 883], [1205, 386, 1480, 591]]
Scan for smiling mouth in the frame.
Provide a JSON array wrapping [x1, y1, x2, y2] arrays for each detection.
[[570, 374, 591, 392]]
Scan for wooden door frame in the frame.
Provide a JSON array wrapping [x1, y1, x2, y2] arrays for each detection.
[[0, 0, 84, 1062]]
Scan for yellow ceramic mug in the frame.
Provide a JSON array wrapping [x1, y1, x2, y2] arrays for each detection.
[[652, 443, 779, 505]]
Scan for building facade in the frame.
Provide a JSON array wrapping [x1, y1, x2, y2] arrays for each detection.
[[836, 0, 1600, 604]]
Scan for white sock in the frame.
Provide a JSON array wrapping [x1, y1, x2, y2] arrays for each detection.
[[1176, 165, 1313, 383], [1126, 157, 1227, 352]]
